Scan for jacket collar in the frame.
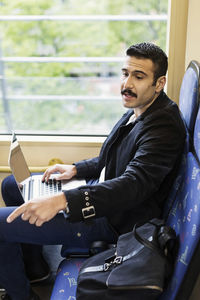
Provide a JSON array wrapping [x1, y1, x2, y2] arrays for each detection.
[[121, 91, 169, 125], [134, 91, 168, 122]]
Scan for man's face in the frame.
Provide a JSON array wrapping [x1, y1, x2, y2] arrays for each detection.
[[120, 55, 165, 117]]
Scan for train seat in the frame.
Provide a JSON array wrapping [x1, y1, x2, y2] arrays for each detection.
[[159, 61, 200, 300]]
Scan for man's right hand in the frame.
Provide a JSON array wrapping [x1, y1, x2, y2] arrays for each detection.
[[42, 164, 77, 182]]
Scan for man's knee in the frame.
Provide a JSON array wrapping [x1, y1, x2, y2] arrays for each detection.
[[1, 175, 15, 196], [1, 175, 24, 206]]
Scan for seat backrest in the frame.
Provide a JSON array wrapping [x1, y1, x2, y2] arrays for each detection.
[[179, 60, 200, 136], [160, 111, 200, 300], [159, 61, 200, 300]]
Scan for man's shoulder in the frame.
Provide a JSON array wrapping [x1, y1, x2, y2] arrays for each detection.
[[146, 92, 182, 122], [139, 92, 186, 137]]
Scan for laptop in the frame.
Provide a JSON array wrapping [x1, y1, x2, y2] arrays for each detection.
[[8, 132, 86, 202]]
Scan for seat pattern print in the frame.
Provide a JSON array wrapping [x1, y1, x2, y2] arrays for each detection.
[[50, 258, 85, 300]]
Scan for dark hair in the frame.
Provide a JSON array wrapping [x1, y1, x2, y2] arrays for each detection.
[[126, 42, 168, 85]]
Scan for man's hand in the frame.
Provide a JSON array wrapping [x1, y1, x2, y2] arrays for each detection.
[[6, 193, 67, 227], [42, 164, 77, 182]]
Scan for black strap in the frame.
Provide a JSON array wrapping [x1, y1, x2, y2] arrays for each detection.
[[133, 223, 166, 259], [80, 242, 145, 275]]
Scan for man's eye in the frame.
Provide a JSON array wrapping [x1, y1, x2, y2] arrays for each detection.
[[136, 75, 143, 80], [122, 72, 128, 77]]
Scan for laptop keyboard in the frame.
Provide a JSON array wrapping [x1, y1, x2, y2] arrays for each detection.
[[23, 178, 62, 201]]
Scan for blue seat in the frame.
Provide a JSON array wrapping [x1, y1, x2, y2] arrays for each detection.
[[179, 60, 200, 136], [51, 61, 200, 300], [160, 105, 200, 299], [159, 61, 200, 300], [159, 141, 199, 299], [50, 257, 86, 300]]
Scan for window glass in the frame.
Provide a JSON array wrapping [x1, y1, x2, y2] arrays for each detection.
[[0, 0, 168, 135]]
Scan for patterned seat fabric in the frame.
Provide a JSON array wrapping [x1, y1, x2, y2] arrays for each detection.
[[179, 60, 200, 136], [160, 151, 200, 300], [160, 62, 200, 299], [51, 258, 85, 300]]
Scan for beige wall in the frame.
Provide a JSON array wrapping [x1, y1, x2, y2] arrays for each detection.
[[167, 0, 200, 104], [185, 0, 200, 67], [167, 0, 189, 104]]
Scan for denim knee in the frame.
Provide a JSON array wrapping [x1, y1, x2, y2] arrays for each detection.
[[1, 175, 24, 206]]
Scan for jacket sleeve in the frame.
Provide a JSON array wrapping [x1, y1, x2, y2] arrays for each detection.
[[74, 156, 101, 179], [64, 109, 186, 223]]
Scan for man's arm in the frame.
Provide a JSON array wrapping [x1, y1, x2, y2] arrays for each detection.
[[64, 109, 186, 225]]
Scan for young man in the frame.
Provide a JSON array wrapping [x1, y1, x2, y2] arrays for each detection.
[[0, 42, 186, 300]]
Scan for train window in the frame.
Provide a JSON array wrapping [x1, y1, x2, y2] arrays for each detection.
[[0, 0, 168, 136]]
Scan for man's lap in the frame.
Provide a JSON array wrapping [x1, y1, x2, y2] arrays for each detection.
[[0, 206, 117, 248], [0, 175, 117, 250]]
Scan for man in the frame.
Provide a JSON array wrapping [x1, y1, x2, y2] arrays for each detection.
[[0, 42, 186, 300]]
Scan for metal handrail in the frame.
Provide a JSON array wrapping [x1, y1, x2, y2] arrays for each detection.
[[0, 57, 124, 62], [5, 95, 120, 101], [0, 14, 167, 21]]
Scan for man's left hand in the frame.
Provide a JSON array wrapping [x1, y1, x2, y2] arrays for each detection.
[[6, 193, 67, 227]]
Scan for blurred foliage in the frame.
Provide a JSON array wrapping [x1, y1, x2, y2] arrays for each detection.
[[0, 0, 168, 134]]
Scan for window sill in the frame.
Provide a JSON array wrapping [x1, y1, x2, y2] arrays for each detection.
[[0, 135, 105, 169]]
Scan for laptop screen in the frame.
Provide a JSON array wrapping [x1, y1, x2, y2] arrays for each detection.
[[8, 132, 31, 183]]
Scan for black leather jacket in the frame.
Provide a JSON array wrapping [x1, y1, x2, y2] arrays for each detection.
[[65, 91, 186, 234]]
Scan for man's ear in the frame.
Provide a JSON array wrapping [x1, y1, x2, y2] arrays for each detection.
[[155, 76, 166, 93]]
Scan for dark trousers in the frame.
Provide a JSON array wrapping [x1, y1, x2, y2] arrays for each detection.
[[0, 175, 117, 300]]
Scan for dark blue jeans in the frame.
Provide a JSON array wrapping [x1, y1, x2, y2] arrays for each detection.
[[0, 175, 117, 300]]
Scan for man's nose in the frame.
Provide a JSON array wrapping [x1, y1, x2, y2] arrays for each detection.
[[124, 76, 134, 89]]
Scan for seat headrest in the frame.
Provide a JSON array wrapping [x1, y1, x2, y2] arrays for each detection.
[[179, 60, 200, 135]]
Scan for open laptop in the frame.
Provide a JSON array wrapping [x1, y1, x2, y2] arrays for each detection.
[[8, 132, 86, 202]]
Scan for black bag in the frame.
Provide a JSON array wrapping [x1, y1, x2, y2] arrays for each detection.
[[76, 219, 176, 300]]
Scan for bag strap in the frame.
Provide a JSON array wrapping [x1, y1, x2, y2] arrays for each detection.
[[80, 241, 148, 275], [133, 223, 166, 259]]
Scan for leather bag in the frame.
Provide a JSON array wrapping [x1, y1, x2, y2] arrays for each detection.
[[76, 219, 176, 300]]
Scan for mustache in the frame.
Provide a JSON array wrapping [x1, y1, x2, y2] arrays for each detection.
[[121, 88, 137, 98]]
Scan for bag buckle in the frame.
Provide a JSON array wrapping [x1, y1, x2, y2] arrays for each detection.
[[103, 262, 111, 271], [113, 256, 122, 265], [103, 256, 123, 271]]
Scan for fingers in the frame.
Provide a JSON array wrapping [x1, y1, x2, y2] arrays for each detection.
[[7, 204, 26, 223], [7, 203, 45, 226], [35, 219, 44, 227], [28, 216, 43, 226], [28, 216, 37, 224], [42, 166, 55, 182], [42, 164, 62, 182], [21, 212, 31, 221]]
